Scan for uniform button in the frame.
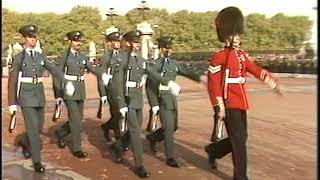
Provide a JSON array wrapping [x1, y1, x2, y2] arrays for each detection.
[[33, 68, 36, 71], [33, 63, 35, 66]]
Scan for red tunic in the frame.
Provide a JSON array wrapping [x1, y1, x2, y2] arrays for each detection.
[[207, 47, 276, 110]]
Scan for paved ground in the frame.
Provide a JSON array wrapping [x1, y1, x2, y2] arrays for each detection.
[[1, 73, 317, 180]]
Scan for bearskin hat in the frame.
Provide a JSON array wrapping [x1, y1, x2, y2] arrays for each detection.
[[215, 6, 244, 42]]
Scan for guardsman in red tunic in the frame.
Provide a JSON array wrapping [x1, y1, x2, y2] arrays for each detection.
[[206, 7, 283, 180]]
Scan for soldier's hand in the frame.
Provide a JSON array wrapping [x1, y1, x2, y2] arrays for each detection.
[[216, 97, 226, 120], [56, 97, 63, 104], [120, 107, 128, 118], [9, 105, 17, 114], [274, 83, 284, 96], [139, 74, 148, 88], [200, 75, 208, 85], [168, 81, 181, 96], [101, 96, 107, 104], [65, 81, 75, 96], [152, 106, 160, 115], [102, 73, 111, 86]]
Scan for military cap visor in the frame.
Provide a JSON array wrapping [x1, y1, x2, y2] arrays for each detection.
[[106, 32, 122, 41], [19, 25, 38, 37], [123, 30, 142, 42], [157, 36, 174, 49], [66, 31, 85, 41]]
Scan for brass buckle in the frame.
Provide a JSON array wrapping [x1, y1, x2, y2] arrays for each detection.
[[76, 76, 82, 82], [32, 75, 38, 84]]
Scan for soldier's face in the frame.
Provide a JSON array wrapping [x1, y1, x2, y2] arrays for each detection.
[[24, 36, 38, 48], [112, 41, 121, 49], [232, 35, 241, 47], [227, 34, 241, 48], [160, 48, 172, 57], [71, 40, 82, 51], [132, 42, 141, 52]]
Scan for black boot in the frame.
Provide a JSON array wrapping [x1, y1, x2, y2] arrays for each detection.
[[166, 158, 181, 168], [110, 143, 124, 163], [18, 141, 31, 159], [34, 162, 45, 173], [134, 166, 150, 178], [72, 151, 88, 158], [100, 124, 112, 142], [146, 134, 157, 154], [205, 144, 217, 169], [55, 131, 66, 149]]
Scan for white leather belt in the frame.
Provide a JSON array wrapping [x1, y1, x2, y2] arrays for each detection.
[[20, 77, 43, 83], [225, 77, 246, 84], [159, 84, 170, 91], [126, 81, 138, 88], [64, 74, 85, 81]]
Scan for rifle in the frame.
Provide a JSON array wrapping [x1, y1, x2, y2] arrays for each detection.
[[210, 106, 224, 142], [8, 49, 25, 133], [119, 113, 128, 136], [52, 99, 62, 122], [52, 41, 72, 122], [97, 66, 112, 119], [8, 111, 17, 134], [146, 57, 166, 132], [146, 109, 160, 132], [96, 100, 104, 119]]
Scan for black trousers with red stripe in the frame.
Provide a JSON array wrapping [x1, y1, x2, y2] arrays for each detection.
[[206, 108, 249, 180], [225, 108, 249, 180]]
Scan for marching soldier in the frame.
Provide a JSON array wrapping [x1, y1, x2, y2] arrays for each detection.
[[8, 24, 67, 173], [53, 31, 108, 158], [145, 36, 207, 168], [206, 7, 283, 179], [109, 30, 180, 178], [98, 28, 129, 147]]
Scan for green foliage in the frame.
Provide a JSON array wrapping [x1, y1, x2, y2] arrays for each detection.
[[2, 6, 313, 56]]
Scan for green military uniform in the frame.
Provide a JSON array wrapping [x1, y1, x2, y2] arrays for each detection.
[[98, 31, 130, 145], [8, 24, 65, 173], [110, 30, 168, 178], [53, 31, 102, 157], [146, 36, 204, 167]]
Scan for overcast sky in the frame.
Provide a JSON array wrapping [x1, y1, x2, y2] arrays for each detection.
[[2, 0, 317, 21]]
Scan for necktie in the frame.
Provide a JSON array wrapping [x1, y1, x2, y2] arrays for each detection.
[[114, 51, 119, 58], [30, 50, 34, 58], [75, 52, 78, 58], [165, 58, 169, 63]]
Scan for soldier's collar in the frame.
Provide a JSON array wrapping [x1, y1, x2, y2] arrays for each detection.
[[70, 48, 79, 56]]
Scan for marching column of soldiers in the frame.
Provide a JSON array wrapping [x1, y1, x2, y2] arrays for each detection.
[[7, 6, 283, 179]]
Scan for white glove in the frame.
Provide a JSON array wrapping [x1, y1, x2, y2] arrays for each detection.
[[200, 75, 208, 85], [9, 105, 17, 114], [119, 107, 128, 118], [216, 97, 226, 120], [168, 81, 181, 96], [274, 83, 284, 96], [102, 73, 111, 86], [139, 74, 148, 88], [65, 81, 75, 96], [56, 97, 63, 104], [101, 96, 107, 104], [152, 105, 160, 114]]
